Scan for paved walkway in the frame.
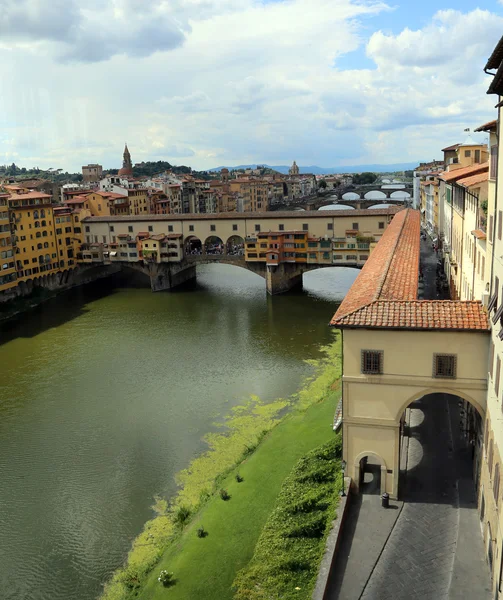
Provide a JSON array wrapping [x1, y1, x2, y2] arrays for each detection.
[[325, 396, 491, 600]]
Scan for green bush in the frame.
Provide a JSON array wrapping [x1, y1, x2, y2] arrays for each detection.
[[232, 436, 341, 600], [174, 505, 191, 528], [220, 488, 231, 501]]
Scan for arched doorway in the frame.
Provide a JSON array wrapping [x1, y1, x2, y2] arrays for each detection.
[[354, 451, 386, 495], [184, 236, 202, 256], [204, 236, 224, 255], [226, 235, 244, 256]]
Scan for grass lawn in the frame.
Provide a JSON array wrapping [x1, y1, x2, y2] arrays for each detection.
[[138, 390, 338, 600]]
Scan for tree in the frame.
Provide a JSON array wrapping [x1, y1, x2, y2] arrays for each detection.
[[318, 179, 327, 189], [353, 172, 377, 185]]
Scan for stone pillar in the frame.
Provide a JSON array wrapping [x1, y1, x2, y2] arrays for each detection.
[[265, 262, 303, 295], [148, 261, 196, 292]]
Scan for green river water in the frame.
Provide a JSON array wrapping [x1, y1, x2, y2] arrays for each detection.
[[0, 265, 357, 600]]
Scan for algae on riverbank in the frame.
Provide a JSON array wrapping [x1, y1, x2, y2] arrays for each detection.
[[101, 335, 341, 600]]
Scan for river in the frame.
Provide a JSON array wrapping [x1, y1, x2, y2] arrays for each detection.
[[0, 265, 357, 600]]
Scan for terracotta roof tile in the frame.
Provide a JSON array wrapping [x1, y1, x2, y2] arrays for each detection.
[[439, 162, 488, 183], [441, 143, 460, 152], [330, 208, 489, 332], [457, 171, 488, 187], [332, 300, 488, 331], [474, 120, 497, 132]]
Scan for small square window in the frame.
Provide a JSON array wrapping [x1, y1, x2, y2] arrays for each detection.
[[379, 222, 384, 229], [168, 225, 173, 232], [189, 225, 194, 232], [210, 224, 216, 232], [128, 226, 133, 233], [303, 223, 308, 231], [148, 225, 153, 232], [327, 223, 333, 230], [279, 224, 284, 231], [433, 354, 457, 379], [352, 222, 359, 230], [255, 224, 260, 232], [361, 350, 383, 374]]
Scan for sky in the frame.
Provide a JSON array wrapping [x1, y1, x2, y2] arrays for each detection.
[[1, 0, 503, 172]]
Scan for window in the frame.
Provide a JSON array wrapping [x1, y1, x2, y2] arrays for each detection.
[[379, 222, 385, 229], [497, 356, 501, 396], [327, 223, 333, 230], [210, 225, 216, 232], [168, 225, 173, 232], [489, 440, 494, 476], [36, 232, 41, 238], [433, 354, 457, 378], [465, 150, 471, 157], [102, 236, 107, 243], [361, 350, 383, 374], [255, 224, 260, 232], [233, 224, 238, 231], [279, 224, 284, 231], [189, 225, 194, 232], [475, 149, 481, 163], [65, 226, 71, 233], [302, 223, 308, 231], [352, 222, 359, 230], [494, 463, 500, 504], [85, 226, 90, 233], [128, 226, 133, 233], [490, 341, 495, 378], [148, 226, 153, 232], [491, 145, 498, 180]]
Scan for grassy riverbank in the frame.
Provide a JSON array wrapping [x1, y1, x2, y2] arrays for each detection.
[[102, 335, 341, 600]]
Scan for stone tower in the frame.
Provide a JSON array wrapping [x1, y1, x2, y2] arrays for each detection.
[[118, 143, 133, 177]]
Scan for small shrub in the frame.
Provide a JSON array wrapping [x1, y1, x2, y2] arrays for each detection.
[[236, 473, 244, 483], [220, 488, 231, 501], [158, 570, 175, 587], [173, 505, 191, 528], [197, 526, 208, 538], [242, 443, 257, 458], [119, 566, 141, 590]]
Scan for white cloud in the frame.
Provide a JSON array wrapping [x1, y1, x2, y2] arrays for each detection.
[[1, 2, 502, 171]]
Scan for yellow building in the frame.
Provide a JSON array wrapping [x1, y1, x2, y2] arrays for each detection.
[[0, 191, 16, 291]]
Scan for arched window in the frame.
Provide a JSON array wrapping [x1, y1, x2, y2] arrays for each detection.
[[489, 440, 494, 476], [37, 243, 42, 250], [34, 221, 40, 228], [33, 210, 39, 219], [493, 463, 500, 505], [40, 209, 45, 218], [45, 254, 50, 262], [36, 232, 41, 238], [43, 242, 49, 249], [42, 231, 47, 237], [41, 220, 46, 227]]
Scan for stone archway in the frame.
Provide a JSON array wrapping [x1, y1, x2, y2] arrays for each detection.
[[184, 235, 202, 256], [226, 235, 244, 256], [353, 451, 387, 495], [204, 236, 224, 255]]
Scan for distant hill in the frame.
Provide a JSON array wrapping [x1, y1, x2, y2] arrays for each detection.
[[209, 163, 419, 175]]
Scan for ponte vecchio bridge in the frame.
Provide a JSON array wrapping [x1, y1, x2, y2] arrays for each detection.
[[81, 208, 400, 294]]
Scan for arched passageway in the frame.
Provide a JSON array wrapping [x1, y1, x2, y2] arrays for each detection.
[[184, 236, 202, 256], [342, 192, 360, 200], [226, 235, 244, 256], [205, 236, 224, 255]]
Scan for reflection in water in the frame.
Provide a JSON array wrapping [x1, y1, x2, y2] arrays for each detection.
[[0, 265, 357, 600]]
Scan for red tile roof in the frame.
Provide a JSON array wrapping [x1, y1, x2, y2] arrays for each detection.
[[330, 208, 489, 332], [331, 209, 419, 324], [439, 162, 488, 183], [457, 171, 488, 188], [332, 300, 488, 331], [474, 120, 497, 132], [472, 229, 487, 240], [441, 143, 460, 152]]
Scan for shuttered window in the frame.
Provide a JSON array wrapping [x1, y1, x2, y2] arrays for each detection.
[[433, 354, 457, 379]]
